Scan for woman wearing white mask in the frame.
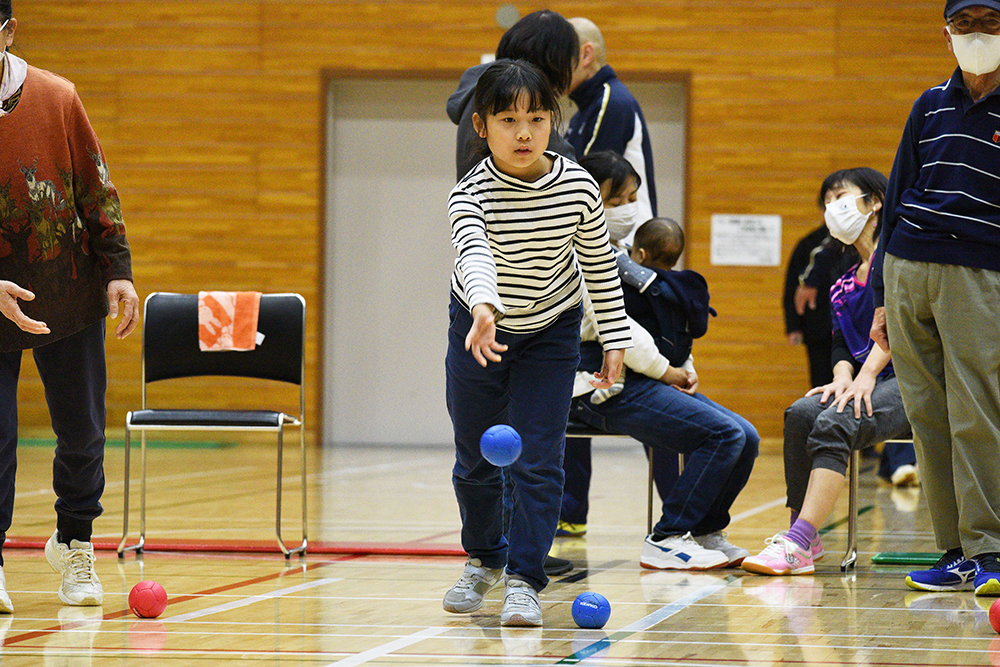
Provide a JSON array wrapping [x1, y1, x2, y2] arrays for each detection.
[[743, 168, 915, 577]]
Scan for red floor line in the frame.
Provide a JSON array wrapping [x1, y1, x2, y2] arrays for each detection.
[[3, 536, 465, 557], [1, 554, 362, 646]]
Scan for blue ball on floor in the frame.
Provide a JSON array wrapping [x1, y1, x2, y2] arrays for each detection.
[[572, 591, 611, 629], [479, 425, 522, 467]]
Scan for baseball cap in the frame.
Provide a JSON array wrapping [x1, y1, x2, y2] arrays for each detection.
[[945, 0, 1000, 18]]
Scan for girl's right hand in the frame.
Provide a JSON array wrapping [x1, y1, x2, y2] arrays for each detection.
[[465, 304, 508, 367], [0, 280, 49, 335], [805, 375, 851, 405]]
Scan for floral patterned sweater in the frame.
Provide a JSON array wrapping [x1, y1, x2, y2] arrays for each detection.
[[0, 65, 131, 351]]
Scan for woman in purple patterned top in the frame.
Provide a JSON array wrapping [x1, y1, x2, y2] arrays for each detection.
[[743, 168, 915, 577]]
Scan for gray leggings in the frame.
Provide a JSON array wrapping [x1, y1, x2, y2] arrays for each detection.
[[783, 375, 910, 511]]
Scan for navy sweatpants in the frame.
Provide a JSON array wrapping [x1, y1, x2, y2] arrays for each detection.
[[0, 320, 107, 541]]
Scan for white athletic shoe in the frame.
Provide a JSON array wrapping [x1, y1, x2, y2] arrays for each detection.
[[500, 577, 542, 627], [45, 532, 103, 606], [640, 532, 728, 570], [443, 558, 503, 613], [0, 566, 13, 613], [693, 531, 750, 566]]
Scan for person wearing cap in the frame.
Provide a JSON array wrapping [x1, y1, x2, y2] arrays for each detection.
[[870, 0, 1000, 596]]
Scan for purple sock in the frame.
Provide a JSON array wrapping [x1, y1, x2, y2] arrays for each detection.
[[785, 518, 816, 552], [790, 510, 799, 527]]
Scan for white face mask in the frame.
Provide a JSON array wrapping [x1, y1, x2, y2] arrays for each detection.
[[824, 193, 872, 245], [604, 201, 639, 243], [950, 31, 1000, 76]]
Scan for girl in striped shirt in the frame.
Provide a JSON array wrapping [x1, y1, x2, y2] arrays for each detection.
[[442, 60, 630, 627]]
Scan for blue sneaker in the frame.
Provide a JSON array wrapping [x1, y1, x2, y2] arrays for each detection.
[[905, 548, 976, 591], [974, 552, 1000, 596]]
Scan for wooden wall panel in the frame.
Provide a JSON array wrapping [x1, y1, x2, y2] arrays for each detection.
[[10, 1, 954, 442]]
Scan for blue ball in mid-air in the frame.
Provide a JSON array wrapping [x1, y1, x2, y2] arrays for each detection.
[[480, 425, 522, 467], [572, 592, 611, 629]]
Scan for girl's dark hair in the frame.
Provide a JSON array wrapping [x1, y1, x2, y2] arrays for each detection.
[[578, 151, 642, 199], [473, 59, 561, 128], [495, 10, 579, 96], [818, 167, 889, 244], [0, 1, 11, 23]]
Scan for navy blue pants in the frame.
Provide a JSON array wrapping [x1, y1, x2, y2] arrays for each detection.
[[0, 321, 107, 540], [569, 373, 758, 537], [446, 297, 581, 592]]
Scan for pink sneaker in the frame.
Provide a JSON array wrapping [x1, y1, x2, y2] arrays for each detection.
[[741, 533, 815, 576], [809, 533, 825, 562]]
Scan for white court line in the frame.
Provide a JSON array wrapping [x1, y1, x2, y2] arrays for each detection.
[[325, 627, 449, 667], [565, 577, 736, 663], [617, 577, 734, 633], [165, 577, 342, 623], [730, 496, 786, 523]]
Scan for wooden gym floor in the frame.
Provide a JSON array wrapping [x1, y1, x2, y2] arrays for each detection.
[[0, 436, 996, 665]]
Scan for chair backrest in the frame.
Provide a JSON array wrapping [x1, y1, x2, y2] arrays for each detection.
[[142, 292, 305, 385]]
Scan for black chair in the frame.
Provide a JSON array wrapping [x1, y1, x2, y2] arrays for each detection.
[[117, 292, 308, 559]]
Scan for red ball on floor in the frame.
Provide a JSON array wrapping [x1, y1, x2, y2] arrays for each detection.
[[129, 580, 168, 619]]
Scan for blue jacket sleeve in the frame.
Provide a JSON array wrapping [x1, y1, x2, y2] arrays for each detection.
[[873, 102, 922, 308]]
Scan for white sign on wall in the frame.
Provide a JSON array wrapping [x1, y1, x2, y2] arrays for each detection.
[[710, 214, 782, 266]]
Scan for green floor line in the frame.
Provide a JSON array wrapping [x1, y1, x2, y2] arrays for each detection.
[[871, 552, 941, 565], [819, 504, 875, 534], [20, 438, 235, 449]]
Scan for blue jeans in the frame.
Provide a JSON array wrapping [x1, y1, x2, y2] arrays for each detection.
[[445, 297, 581, 592], [0, 321, 107, 539], [572, 373, 758, 537]]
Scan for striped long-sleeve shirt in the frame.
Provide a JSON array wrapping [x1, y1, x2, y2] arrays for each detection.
[[449, 153, 632, 350], [872, 67, 1000, 306]]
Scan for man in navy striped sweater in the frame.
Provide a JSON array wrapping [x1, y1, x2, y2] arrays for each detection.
[[871, 0, 1000, 597]]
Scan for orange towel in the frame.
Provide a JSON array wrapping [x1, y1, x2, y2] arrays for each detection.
[[198, 291, 262, 351]]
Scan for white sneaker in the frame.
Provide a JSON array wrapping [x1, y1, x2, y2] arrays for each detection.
[[693, 531, 750, 566], [0, 566, 12, 613], [640, 532, 728, 570], [442, 558, 503, 613], [44, 532, 103, 606], [500, 577, 542, 627]]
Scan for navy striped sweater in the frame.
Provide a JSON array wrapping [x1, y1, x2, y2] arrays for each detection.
[[449, 153, 631, 350], [873, 68, 1000, 306]]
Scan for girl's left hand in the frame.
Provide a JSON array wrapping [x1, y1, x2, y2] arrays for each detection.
[[836, 371, 877, 419], [465, 304, 508, 367], [591, 349, 624, 389]]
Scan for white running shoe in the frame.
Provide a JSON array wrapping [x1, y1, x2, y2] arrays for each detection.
[[500, 577, 542, 627], [0, 566, 13, 613], [44, 532, 103, 606], [693, 531, 750, 566], [640, 532, 728, 570], [442, 558, 503, 613]]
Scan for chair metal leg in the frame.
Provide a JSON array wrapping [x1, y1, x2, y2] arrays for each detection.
[[118, 425, 146, 558], [841, 448, 860, 571], [276, 424, 307, 559], [646, 448, 654, 535]]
